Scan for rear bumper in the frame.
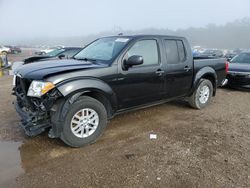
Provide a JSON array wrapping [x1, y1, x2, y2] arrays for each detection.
[[227, 74, 250, 89], [14, 101, 51, 136]]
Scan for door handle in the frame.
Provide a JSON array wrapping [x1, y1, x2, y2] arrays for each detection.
[[155, 69, 165, 76], [184, 66, 191, 72]]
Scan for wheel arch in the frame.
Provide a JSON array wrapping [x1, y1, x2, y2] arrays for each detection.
[[57, 79, 118, 117], [76, 90, 114, 119], [192, 67, 217, 96]]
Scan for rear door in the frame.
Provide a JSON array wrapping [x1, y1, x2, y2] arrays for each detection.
[[163, 39, 193, 97]]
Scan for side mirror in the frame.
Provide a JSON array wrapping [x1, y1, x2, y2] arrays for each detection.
[[58, 54, 65, 59], [123, 55, 143, 70]]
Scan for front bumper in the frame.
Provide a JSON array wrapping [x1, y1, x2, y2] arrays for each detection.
[[13, 75, 63, 136], [14, 101, 51, 136]]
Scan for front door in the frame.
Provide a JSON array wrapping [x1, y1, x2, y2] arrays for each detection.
[[116, 39, 165, 109]]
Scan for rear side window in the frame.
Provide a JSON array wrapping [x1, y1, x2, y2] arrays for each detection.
[[177, 41, 186, 62], [127, 40, 159, 66], [164, 40, 186, 64]]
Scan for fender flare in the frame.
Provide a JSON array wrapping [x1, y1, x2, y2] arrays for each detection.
[[56, 78, 118, 110], [190, 67, 217, 96], [50, 79, 117, 137]]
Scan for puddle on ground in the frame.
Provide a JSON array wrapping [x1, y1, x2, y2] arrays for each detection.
[[0, 141, 24, 187]]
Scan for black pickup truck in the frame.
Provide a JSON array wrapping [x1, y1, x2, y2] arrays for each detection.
[[13, 35, 227, 147]]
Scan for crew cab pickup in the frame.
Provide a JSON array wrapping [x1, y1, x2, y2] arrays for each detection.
[[13, 35, 227, 147]]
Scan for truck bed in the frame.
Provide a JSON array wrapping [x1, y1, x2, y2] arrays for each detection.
[[194, 57, 226, 87]]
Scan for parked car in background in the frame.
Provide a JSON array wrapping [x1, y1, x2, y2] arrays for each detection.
[[0, 45, 11, 55], [232, 48, 243, 55], [192, 46, 206, 54], [192, 51, 201, 57], [200, 49, 224, 58], [34, 46, 64, 55], [224, 51, 237, 60], [226, 52, 250, 90], [5, 46, 22, 54], [13, 35, 227, 147], [12, 47, 83, 71], [24, 47, 83, 64]]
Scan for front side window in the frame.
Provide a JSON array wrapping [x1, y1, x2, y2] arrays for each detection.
[[127, 40, 159, 66]]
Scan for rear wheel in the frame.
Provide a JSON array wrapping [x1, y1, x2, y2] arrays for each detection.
[[60, 96, 107, 147], [188, 79, 213, 109]]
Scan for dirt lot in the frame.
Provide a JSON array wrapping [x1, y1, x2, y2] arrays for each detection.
[[0, 52, 250, 188]]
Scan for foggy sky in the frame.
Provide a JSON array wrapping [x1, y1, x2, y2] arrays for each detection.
[[1, 0, 250, 43]]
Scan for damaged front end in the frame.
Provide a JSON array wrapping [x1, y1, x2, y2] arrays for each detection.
[[13, 76, 62, 136]]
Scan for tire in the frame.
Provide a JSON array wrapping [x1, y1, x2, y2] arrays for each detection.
[[60, 96, 107, 147], [188, 79, 213, 109]]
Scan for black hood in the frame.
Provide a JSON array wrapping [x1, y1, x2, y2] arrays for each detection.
[[228, 63, 250, 73], [15, 59, 108, 80]]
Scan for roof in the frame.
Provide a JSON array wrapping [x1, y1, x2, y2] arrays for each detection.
[[103, 34, 186, 40]]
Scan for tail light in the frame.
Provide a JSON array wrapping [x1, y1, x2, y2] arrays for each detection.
[[225, 61, 229, 74]]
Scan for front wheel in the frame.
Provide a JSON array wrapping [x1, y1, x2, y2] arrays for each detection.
[[60, 96, 107, 147], [188, 79, 213, 109]]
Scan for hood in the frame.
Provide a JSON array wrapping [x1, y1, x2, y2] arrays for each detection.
[[228, 63, 250, 73], [15, 59, 108, 80]]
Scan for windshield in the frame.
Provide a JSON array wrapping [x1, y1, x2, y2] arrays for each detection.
[[231, 53, 250, 64], [45, 48, 65, 56], [74, 37, 130, 62]]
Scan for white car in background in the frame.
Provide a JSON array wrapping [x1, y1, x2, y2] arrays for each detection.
[[0, 45, 11, 55], [35, 46, 64, 55]]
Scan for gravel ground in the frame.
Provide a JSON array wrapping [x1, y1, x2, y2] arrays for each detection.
[[0, 52, 250, 188]]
